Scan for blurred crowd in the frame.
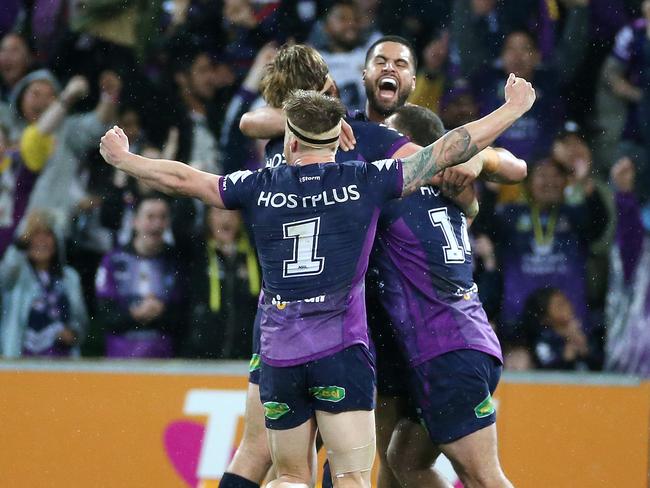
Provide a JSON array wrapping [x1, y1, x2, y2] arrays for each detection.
[[0, 0, 649, 376]]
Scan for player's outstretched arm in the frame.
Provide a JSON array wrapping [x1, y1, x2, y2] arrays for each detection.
[[479, 147, 528, 183], [400, 74, 535, 196], [99, 126, 226, 208], [239, 107, 286, 138]]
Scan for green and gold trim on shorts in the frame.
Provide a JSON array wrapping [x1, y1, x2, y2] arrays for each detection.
[[263, 401, 291, 420], [474, 393, 496, 418], [249, 353, 261, 373], [309, 386, 346, 402]]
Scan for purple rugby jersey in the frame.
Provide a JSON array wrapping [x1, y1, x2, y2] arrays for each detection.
[[218, 159, 403, 366], [373, 185, 502, 366]]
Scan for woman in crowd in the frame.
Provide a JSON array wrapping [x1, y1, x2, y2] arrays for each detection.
[[0, 209, 87, 358]]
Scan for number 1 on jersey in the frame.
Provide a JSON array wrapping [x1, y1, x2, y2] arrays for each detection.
[[283, 217, 325, 277], [428, 207, 472, 264]]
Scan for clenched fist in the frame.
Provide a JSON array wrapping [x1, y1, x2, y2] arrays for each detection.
[[504, 73, 536, 117], [100, 126, 130, 167]]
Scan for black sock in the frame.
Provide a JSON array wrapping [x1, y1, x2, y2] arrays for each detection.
[[322, 459, 333, 488], [219, 472, 260, 488]]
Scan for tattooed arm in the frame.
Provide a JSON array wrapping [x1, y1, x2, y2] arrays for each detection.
[[400, 74, 535, 196]]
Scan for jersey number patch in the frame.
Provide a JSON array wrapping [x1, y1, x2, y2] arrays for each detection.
[[428, 207, 472, 264], [283, 217, 325, 277]]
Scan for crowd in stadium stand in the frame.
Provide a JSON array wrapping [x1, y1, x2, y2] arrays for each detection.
[[0, 0, 648, 376]]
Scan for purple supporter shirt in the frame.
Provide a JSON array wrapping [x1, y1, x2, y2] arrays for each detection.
[[373, 185, 502, 366], [219, 159, 403, 367], [496, 203, 589, 328], [95, 245, 182, 358], [0, 152, 39, 257]]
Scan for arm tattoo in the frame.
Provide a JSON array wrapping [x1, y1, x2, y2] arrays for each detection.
[[401, 127, 479, 195]]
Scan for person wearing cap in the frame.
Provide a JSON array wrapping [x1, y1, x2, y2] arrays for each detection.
[[0, 72, 91, 258], [14, 69, 121, 237], [100, 74, 535, 487]]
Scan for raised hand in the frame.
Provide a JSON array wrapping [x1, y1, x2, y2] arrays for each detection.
[[99, 70, 122, 100], [610, 156, 635, 193], [100, 126, 130, 167], [61, 75, 89, 105], [503, 73, 536, 117]]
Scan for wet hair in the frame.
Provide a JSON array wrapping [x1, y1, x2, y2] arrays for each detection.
[[389, 105, 445, 146], [261, 44, 329, 108], [365, 35, 418, 71], [283, 90, 346, 138]]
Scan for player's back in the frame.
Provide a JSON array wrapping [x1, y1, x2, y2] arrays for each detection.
[[218, 159, 403, 366], [373, 185, 501, 366]]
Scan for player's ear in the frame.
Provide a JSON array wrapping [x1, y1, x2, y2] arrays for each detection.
[[362, 69, 366, 81], [290, 140, 298, 152]]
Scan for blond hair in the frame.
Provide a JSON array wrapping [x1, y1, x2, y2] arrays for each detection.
[[261, 44, 329, 108]]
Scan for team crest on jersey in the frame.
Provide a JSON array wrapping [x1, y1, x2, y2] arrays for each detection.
[[371, 159, 397, 171], [226, 170, 252, 185]]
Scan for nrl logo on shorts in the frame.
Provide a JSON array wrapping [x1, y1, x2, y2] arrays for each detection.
[[249, 353, 261, 372], [309, 386, 346, 402], [263, 401, 291, 419], [474, 393, 496, 418]]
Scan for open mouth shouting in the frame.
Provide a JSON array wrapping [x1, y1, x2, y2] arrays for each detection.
[[377, 76, 399, 102]]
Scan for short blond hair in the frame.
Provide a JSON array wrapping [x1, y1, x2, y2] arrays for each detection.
[[283, 90, 346, 137], [261, 44, 329, 108]]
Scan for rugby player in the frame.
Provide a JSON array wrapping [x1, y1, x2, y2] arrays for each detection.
[[100, 79, 535, 488], [242, 37, 527, 488]]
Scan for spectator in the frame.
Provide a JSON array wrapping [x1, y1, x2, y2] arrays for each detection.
[[95, 196, 184, 358], [439, 79, 479, 130], [519, 287, 595, 370], [407, 29, 454, 114], [0, 209, 88, 358], [219, 42, 278, 174], [471, 23, 588, 163], [490, 158, 608, 335], [222, 0, 287, 78], [0, 73, 90, 257], [182, 207, 260, 359], [0, 32, 35, 103], [606, 157, 650, 376], [599, 2, 650, 197], [309, 0, 382, 112], [19, 70, 121, 236], [166, 39, 225, 173], [451, 0, 511, 78]]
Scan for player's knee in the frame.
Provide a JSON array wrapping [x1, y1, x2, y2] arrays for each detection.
[[385, 441, 406, 476]]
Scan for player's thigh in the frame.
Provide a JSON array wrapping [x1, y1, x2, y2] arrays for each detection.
[[309, 346, 376, 484], [266, 416, 318, 482], [438, 423, 503, 479], [387, 417, 440, 471], [316, 409, 375, 487], [409, 349, 502, 445]]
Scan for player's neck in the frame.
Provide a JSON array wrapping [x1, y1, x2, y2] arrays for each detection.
[[290, 152, 336, 166], [365, 102, 387, 124]]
